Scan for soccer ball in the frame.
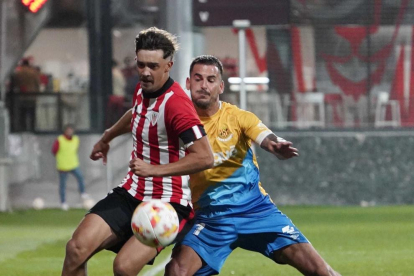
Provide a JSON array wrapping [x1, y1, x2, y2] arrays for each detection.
[[131, 200, 179, 247], [32, 197, 45, 210], [82, 198, 95, 210]]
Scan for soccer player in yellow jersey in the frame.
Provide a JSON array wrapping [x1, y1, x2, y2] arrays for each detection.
[[165, 56, 341, 276]]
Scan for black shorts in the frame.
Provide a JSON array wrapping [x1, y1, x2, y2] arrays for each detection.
[[89, 187, 194, 253]]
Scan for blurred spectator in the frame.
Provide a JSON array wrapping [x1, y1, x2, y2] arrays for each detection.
[[112, 60, 126, 97], [11, 58, 41, 131], [222, 56, 238, 77], [107, 60, 127, 127], [64, 72, 77, 92], [35, 66, 50, 92], [52, 124, 89, 211], [220, 56, 238, 105], [121, 56, 139, 101], [12, 59, 40, 93]]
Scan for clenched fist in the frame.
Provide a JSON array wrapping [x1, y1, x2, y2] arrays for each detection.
[[129, 158, 155, 177]]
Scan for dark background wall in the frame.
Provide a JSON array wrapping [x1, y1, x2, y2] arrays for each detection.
[[256, 131, 414, 205]]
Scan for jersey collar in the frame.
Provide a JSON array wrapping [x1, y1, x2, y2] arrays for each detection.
[[199, 101, 223, 121], [142, 77, 174, 99]]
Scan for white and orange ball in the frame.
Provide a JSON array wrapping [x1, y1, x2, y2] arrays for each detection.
[[131, 199, 179, 247]]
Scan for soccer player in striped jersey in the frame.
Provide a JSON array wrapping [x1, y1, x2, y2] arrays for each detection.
[[165, 56, 341, 276], [62, 28, 214, 276]]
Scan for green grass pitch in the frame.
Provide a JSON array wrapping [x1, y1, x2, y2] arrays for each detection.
[[0, 205, 413, 276]]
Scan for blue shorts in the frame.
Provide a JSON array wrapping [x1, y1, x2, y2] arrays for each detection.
[[180, 200, 309, 275]]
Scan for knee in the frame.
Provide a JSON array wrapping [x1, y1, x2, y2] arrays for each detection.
[[113, 260, 127, 276], [113, 258, 140, 276], [165, 259, 188, 276], [65, 238, 89, 264]]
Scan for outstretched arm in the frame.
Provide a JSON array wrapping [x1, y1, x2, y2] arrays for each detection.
[[90, 108, 132, 164], [260, 133, 299, 160], [128, 136, 214, 177]]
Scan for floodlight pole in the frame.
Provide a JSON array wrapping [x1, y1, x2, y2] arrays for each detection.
[[0, 1, 7, 102], [233, 20, 250, 111]]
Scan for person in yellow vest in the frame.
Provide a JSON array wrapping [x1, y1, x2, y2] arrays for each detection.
[[52, 124, 88, 210]]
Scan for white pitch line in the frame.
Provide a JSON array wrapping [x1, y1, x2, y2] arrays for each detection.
[[142, 253, 171, 276]]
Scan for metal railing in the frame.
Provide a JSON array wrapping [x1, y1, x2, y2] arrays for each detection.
[[7, 92, 90, 133], [7, 91, 414, 133], [230, 91, 414, 129]]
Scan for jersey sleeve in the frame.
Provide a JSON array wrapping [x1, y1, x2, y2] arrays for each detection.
[[51, 139, 59, 155], [238, 110, 273, 145], [165, 94, 205, 138]]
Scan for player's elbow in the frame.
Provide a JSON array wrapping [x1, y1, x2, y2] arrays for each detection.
[[206, 154, 214, 169], [199, 152, 214, 170]]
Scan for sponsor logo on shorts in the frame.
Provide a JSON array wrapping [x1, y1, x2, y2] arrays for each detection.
[[193, 223, 205, 236], [282, 225, 299, 240]]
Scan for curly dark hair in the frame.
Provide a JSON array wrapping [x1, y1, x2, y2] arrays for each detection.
[[189, 55, 224, 78], [135, 27, 179, 60]]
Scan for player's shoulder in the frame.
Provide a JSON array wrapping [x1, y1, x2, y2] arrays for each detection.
[[165, 82, 193, 106], [168, 82, 190, 99], [221, 101, 239, 113], [221, 101, 252, 117]]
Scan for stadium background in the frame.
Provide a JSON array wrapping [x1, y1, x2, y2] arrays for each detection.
[[1, 0, 413, 208], [0, 1, 413, 275]]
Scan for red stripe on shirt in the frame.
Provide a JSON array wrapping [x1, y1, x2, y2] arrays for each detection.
[[134, 97, 150, 200], [149, 95, 165, 199]]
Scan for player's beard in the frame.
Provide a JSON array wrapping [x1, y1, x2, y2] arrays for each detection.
[[193, 90, 216, 110], [193, 99, 211, 110]]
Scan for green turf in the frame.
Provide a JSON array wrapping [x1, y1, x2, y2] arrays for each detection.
[[0, 206, 413, 276]]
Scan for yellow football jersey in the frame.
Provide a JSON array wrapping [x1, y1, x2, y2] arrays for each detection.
[[190, 101, 274, 215]]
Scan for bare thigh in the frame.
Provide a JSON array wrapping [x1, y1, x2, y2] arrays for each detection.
[[113, 236, 158, 274], [62, 214, 122, 276], [71, 213, 121, 257]]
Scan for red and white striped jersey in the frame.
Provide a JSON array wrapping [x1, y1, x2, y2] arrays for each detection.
[[120, 78, 204, 206]]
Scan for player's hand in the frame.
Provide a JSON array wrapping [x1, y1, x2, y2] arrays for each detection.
[[90, 140, 110, 165], [268, 140, 299, 160], [129, 158, 154, 177]]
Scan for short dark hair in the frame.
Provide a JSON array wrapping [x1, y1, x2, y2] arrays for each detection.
[[135, 27, 179, 60], [21, 59, 30, 66], [189, 55, 224, 78], [63, 124, 74, 131]]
